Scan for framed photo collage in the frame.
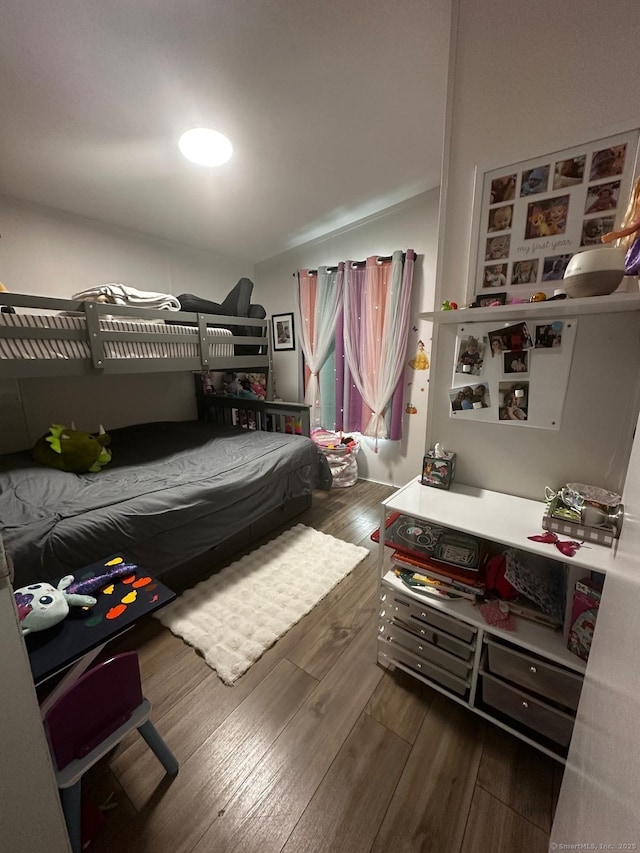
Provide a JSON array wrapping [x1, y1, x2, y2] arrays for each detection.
[[472, 129, 640, 302]]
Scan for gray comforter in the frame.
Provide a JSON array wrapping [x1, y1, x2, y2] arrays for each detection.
[[0, 421, 332, 586]]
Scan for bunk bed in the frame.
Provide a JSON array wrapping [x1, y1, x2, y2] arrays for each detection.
[[0, 293, 331, 587]]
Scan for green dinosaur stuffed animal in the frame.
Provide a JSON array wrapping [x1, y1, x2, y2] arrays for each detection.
[[32, 423, 112, 473]]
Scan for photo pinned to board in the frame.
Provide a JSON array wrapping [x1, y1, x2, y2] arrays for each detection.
[[455, 336, 487, 376], [499, 381, 529, 422], [503, 350, 529, 375], [534, 322, 563, 349], [449, 383, 491, 414], [488, 322, 534, 357]]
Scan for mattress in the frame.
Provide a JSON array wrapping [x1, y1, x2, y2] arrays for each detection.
[[0, 313, 234, 361], [0, 420, 332, 586]]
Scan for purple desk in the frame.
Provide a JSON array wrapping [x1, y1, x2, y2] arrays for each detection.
[[25, 554, 175, 715]]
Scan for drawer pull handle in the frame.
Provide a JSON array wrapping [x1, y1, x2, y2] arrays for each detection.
[[418, 644, 423, 651], [522, 700, 529, 709], [417, 663, 422, 669], [379, 609, 386, 619], [529, 666, 537, 674], [380, 593, 387, 602], [420, 629, 426, 635]]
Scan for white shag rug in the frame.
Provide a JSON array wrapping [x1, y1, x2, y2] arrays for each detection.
[[155, 524, 370, 685]]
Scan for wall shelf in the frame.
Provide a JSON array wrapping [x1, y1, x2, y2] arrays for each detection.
[[419, 292, 640, 324]]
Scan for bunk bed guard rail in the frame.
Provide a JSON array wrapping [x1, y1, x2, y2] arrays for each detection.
[[0, 293, 269, 377]]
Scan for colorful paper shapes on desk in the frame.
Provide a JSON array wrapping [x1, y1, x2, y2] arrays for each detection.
[[78, 557, 157, 628], [528, 531, 582, 557]]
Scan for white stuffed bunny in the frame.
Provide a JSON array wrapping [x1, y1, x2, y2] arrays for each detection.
[[14, 576, 97, 635]]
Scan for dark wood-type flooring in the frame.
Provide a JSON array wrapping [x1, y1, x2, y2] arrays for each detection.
[[85, 480, 562, 853]]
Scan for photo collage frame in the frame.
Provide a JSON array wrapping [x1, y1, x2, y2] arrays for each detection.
[[472, 129, 640, 301], [450, 317, 575, 430]]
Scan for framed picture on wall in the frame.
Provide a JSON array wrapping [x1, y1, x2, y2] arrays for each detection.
[[272, 312, 296, 351], [468, 128, 640, 303]]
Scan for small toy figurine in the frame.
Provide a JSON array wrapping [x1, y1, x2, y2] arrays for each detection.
[[529, 291, 547, 302], [602, 175, 640, 275], [441, 300, 458, 311]]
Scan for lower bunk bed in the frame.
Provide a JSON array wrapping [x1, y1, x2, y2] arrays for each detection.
[[1, 407, 332, 588], [0, 292, 332, 587]]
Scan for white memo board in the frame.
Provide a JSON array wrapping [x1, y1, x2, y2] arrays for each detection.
[[449, 317, 577, 430]]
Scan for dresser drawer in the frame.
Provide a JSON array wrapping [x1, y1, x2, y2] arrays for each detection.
[[386, 614, 474, 661], [480, 672, 575, 747], [379, 621, 473, 679], [485, 639, 583, 712], [379, 638, 470, 697], [380, 584, 477, 645]]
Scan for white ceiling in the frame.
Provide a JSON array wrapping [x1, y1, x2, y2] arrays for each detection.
[[0, 0, 450, 263]]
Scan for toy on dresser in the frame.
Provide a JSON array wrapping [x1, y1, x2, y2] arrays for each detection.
[[542, 483, 623, 548], [568, 577, 604, 661]]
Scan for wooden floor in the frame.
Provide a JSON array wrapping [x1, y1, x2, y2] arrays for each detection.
[[86, 480, 562, 853]]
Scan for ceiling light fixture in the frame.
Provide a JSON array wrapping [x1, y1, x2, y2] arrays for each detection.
[[178, 128, 233, 166]]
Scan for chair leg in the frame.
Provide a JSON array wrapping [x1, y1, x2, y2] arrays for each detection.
[[61, 781, 82, 853], [138, 720, 179, 776]]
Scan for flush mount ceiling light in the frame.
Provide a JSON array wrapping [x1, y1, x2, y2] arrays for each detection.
[[178, 128, 233, 166]]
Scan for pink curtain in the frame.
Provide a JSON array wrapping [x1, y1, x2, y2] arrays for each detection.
[[343, 250, 415, 439], [297, 250, 414, 441], [295, 266, 343, 427]]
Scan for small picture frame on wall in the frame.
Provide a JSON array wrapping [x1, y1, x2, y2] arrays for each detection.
[[272, 312, 296, 351]]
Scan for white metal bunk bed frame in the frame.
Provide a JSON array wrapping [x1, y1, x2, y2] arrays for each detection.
[[0, 292, 318, 587], [0, 291, 311, 435], [0, 292, 270, 378]]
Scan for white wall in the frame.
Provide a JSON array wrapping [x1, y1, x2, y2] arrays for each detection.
[[255, 191, 440, 488], [0, 559, 71, 852], [551, 404, 640, 846], [0, 195, 255, 450], [438, 0, 640, 843], [429, 0, 640, 500]]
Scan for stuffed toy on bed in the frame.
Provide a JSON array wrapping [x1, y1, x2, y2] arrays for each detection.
[[32, 423, 112, 473]]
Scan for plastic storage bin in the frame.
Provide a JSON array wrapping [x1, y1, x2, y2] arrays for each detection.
[[311, 429, 360, 488]]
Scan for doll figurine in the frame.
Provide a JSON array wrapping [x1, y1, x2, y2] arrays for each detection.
[[602, 176, 640, 275]]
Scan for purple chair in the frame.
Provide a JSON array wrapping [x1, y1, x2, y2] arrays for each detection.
[[44, 651, 178, 852]]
